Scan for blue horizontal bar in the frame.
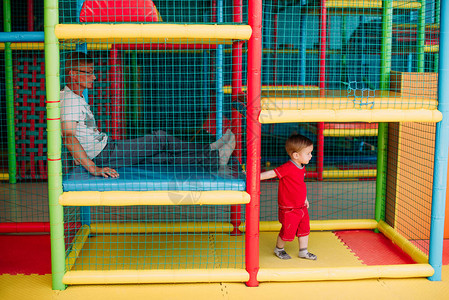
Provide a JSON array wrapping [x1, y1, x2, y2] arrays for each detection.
[[0, 32, 45, 42], [63, 165, 246, 192]]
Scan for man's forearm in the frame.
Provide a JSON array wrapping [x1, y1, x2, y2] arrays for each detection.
[[64, 135, 97, 173]]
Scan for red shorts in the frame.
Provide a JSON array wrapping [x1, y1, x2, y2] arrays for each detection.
[[278, 207, 310, 241]]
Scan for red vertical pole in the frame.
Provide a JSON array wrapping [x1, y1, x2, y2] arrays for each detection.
[[317, 0, 327, 181], [319, 0, 327, 88], [317, 122, 324, 181], [27, 0, 34, 31], [39, 57, 46, 178], [29, 55, 38, 179], [230, 0, 244, 236], [109, 46, 123, 140], [246, 0, 262, 287], [21, 60, 29, 179]]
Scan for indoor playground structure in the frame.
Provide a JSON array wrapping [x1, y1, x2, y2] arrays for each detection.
[[1, 0, 449, 292]]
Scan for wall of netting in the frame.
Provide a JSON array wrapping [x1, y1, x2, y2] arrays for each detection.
[[259, 0, 439, 258], [56, 0, 250, 274], [64, 205, 245, 271], [58, 0, 249, 24], [260, 122, 378, 221], [60, 42, 248, 270], [0, 0, 49, 230], [386, 122, 435, 255], [0, 0, 442, 267]]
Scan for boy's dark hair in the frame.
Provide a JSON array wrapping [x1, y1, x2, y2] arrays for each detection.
[[285, 134, 313, 157], [65, 52, 94, 70]]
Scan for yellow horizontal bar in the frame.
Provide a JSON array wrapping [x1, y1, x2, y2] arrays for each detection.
[[65, 225, 90, 271], [325, 0, 421, 9], [55, 24, 252, 44], [63, 269, 249, 284], [394, 23, 439, 30], [324, 129, 378, 137], [59, 191, 250, 206], [300, 123, 378, 137], [323, 169, 377, 178], [259, 109, 443, 123], [261, 98, 438, 110], [424, 45, 439, 53], [0, 173, 9, 181], [241, 219, 378, 232], [257, 264, 433, 282], [377, 220, 429, 264], [90, 222, 234, 234], [0, 42, 111, 50], [222, 85, 319, 94]]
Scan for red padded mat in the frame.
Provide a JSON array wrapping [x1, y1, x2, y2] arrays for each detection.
[[0, 234, 51, 275], [335, 230, 416, 265]]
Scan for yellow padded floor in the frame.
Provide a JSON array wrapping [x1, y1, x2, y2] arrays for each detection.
[[2, 268, 449, 300], [69, 231, 360, 271], [71, 233, 245, 270], [2, 232, 449, 299], [259, 231, 363, 268]]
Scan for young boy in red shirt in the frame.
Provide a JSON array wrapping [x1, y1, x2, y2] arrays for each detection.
[[260, 134, 317, 260]]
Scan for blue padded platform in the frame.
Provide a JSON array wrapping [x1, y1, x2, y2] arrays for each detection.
[[63, 165, 246, 192]]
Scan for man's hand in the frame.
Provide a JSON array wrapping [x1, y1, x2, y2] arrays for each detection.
[[88, 166, 119, 178], [62, 121, 119, 178], [305, 199, 310, 209]]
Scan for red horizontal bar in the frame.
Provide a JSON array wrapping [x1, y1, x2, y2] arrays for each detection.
[[0, 222, 81, 233], [306, 171, 318, 179]]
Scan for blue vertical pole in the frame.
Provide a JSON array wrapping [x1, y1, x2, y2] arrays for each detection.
[[429, 0, 449, 281], [360, 16, 366, 85], [76, 0, 91, 226], [299, 11, 306, 85], [216, 0, 224, 138], [407, 53, 413, 72]]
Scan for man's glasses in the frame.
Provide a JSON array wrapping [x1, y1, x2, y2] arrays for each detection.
[[73, 69, 95, 75]]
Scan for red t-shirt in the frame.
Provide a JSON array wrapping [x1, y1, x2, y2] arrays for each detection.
[[274, 161, 307, 209]]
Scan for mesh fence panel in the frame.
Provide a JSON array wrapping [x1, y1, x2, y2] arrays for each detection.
[[64, 205, 245, 271], [1, 46, 49, 226], [386, 122, 435, 255], [259, 0, 438, 253], [0, 0, 442, 278], [57, 0, 249, 272]]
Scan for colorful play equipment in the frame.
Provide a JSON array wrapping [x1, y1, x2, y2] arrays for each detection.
[[1, 0, 448, 291], [0, 0, 51, 234]]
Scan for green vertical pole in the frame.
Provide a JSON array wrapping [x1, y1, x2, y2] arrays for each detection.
[[375, 123, 388, 222], [380, 1, 393, 90], [376, 0, 393, 224], [3, 0, 17, 184], [434, 0, 440, 72], [44, 0, 66, 291], [417, 0, 426, 72]]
